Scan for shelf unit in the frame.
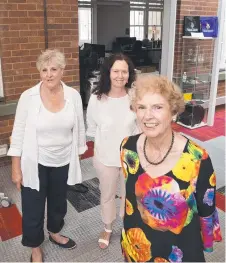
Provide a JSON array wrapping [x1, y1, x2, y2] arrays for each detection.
[[174, 36, 215, 129], [182, 36, 214, 40], [176, 121, 207, 130]]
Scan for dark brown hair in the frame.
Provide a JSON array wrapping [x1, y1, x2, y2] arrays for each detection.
[[92, 53, 136, 99]]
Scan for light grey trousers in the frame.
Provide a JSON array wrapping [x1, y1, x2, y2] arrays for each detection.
[[93, 156, 125, 225]]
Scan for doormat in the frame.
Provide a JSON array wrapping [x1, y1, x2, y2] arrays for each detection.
[[67, 177, 120, 213], [0, 204, 22, 241], [67, 177, 100, 213], [81, 141, 94, 160], [216, 191, 225, 212]]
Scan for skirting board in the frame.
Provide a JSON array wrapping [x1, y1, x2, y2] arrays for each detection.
[[216, 96, 225, 106], [199, 96, 225, 109]]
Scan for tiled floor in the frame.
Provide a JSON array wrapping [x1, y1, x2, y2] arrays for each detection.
[[0, 133, 225, 262]]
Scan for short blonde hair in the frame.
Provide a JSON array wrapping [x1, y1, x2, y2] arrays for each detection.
[[130, 75, 185, 115], [36, 49, 66, 71]]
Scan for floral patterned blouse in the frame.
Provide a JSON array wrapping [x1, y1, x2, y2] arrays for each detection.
[[120, 134, 222, 262]]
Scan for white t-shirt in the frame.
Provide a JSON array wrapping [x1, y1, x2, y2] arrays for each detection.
[[86, 94, 138, 167], [37, 100, 74, 167]]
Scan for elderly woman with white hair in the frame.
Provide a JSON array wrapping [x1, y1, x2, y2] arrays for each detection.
[[7, 49, 87, 262]]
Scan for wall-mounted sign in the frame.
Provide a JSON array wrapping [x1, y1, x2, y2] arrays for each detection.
[[183, 16, 201, 36], [200, 16, 218, 37], [183, 16, 218, 38]]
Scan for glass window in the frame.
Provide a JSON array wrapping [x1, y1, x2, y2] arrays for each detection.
[[148, 11, 162, 40], [130, 10, 134, 25], [148, 26, 162, 40], [78, 8, 92, 46], [130, 10, 144, 40]]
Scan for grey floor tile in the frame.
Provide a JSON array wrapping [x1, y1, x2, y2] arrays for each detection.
[[204, 136, 225, 150]]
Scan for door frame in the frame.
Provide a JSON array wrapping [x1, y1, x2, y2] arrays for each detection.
[[160, 0, 177, 80]]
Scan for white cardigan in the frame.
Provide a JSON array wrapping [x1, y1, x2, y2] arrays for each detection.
[[7, 82, 87, 191]]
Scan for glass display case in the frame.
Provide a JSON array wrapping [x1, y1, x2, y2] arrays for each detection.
[[174, 36, 215, 129]]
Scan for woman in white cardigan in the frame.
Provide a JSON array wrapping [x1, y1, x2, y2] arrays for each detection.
[[8, 49, 87, 262], [86, 53, 139, 249]]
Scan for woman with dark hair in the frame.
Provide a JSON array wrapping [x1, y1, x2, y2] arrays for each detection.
[[92, 53, 136, 98], [86, 53, 139, 249]]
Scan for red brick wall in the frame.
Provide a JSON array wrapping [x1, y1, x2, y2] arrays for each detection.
[[217, 80, 225, 97], [46, 1, 80, 88], [0, 0, 79, 166], [0, 0, 79, 102]]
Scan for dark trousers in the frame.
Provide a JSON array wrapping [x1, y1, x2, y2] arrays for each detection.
[[21, 163, 69, 247]]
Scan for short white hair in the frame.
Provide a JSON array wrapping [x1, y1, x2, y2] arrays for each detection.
[[36, 49, 66, 71]]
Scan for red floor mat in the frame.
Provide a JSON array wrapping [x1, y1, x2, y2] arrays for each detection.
[[172, 107, 225, 141], [216, 192, 226, 212], [81, 141, 94, 160], [0, 204, 22, 241]]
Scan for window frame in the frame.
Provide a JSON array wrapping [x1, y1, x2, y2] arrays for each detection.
[[148, 10, 162, 40], [130, 9, 145, 40], [78, 0, 93, 46], [130, 1, 146, 40], [130, 0, 164, 41]]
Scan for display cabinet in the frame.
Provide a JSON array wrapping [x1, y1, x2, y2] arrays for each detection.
[[174, 36, 215, 129]]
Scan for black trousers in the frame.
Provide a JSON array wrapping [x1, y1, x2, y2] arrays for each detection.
[[21, 163, 69, 247]]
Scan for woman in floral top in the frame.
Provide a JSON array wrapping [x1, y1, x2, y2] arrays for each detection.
[[120, 75, 222, 262]]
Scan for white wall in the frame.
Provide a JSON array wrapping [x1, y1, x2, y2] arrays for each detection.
[[0, 58, 4, 97], [97, 2, 130, 50]]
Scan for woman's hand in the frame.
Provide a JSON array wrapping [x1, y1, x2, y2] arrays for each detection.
[[11, 157, 23, 191], [12, 171, 23, 191], [12, 169, 23, 191]]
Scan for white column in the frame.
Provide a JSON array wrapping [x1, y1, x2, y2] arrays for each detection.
[[144, 0, 149, 37], [92, 0, 97, 44], [207, 0, 225, 126], [160, 0, 177, 80], [0, 58, 4, 98]]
